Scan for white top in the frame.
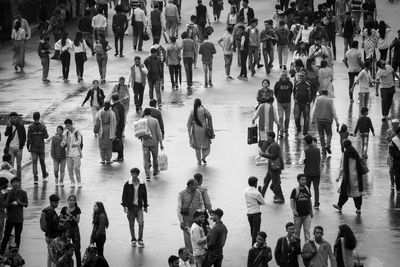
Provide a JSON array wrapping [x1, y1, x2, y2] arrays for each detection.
[[11, 28, 26, 41], [296, 26, 313, 44], [131, 7, 147, 24], [354, 69, 372, 93], [133, 184, 139, 205], [73, 40, 89, 53], [243, 7, 249, 24], [190, 223, 207, 256], [9, 125, 19, 148], [345, 48, 362, 73], [92, 14, 107, 29], [55, 39, 73, 52], [299, 151, 306, 165], [244, 186, 265, 214], [61, 128, 82, 158], [133, 65, 149, 83]]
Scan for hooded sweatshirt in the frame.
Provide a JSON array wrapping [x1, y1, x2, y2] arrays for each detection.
[[27, 121, 49, 153], [274, 79, 294, 103], [247, 243, 272, 267]]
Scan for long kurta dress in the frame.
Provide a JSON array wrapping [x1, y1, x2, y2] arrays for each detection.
[[95, 109, 116, 150], [11, 28, 26, 68], [187, 106, 213, 149]]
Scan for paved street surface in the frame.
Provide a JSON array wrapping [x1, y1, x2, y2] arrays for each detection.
[[1, 0, 400, 266]]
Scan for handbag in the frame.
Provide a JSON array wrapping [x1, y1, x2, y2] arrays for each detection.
[[359, 158, 369, 175], [112, 138, 122, 152], [158, 150, 168, 171], [247, 125, 258, 145], [270, 157, 282, 170], [206, 127, 215, 139], [3, 127, 17, 155], [142, 30, 150, 41]]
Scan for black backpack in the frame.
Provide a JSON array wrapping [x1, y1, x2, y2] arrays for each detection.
[[74, 131, 83, 150]]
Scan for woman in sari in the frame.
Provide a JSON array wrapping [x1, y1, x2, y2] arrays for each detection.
[[11, 21, 26, 72], [94, 101, 117, 164]]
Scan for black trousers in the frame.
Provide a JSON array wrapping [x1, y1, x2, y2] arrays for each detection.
[[94, 234, 106, 257], [348, 72, 359, 100], [338, 192, 362, 210], [60, 51, 71, 79], [247, 212, 261, 245], [0, 222, 23, 254], [114, 33, 124, 55], [381, 87, 395, 117], [75, 52, 85, 78], [168, 65, 180, 86], [240, 51, 248, 77], [183, 57, 193, 86], [151, 25, 162, 44], [306, 175, 320, 205], [133, 82, 145, 109]]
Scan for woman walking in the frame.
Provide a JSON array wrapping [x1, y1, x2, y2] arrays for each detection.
[[38, 32, 51, 83], [82, 80, 106, 125], [333, 139, 364, 214], [94, 101, 117, 164], [109, 77, 130, 129], [91, 202, 109, 258], [59, 195, 82, 266], [73, 32, 89, 83], [377, 21, 391, 61], [11, 21, 26, 72], [376, 60, 400, 121], [226, 5, 238, 28], [334, 224, 357, 267], [187, 98, 214, 165], [361, 21, 379, 66], [55, 32, 73, 82], [318, 60, 334, 98], [51, 125, 67, 186], [95, 33, 112, 84]]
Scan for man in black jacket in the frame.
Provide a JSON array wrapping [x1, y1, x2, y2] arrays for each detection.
[[4, 112, 26, 179], [41, 194, 60, 267], [274, 222, 301, 267], [112, 5, 128, 57], [27, 111, 49, 184], [111, 94, 125, 162], [239, 0, 254, 26], [121, 168, 148, 247], [195, 0, 210, 42], [247, 231, 272, 267]]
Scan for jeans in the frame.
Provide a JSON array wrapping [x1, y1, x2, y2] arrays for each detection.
[[328, 35, 336, 58], [277, 102, 291, 132], [31, 151, 47, 180], [277, 45, 289, 68], [94, 234, 106, 257], [41, 56, 50, 80], [248, 46, 259, 73], [132, 22, 144, 49], [240, 51, 248, 77], [224, 54, 233, 76], [75, 52, 85, 79], [91, 106, 101, 124], [293, 215, 311, 241], [60, 51, 71, 79], [165, 16, 178, 38], [143, 145, 159, 177], [133, 82, 145, 109], [343, 37, 353, 54], [0, 215, 5, 242], [183, 57, 193, 86], [348, 72, 359, 100], [0, 221, 23, 254], [127, 207, 144, 241], [53, 159, 66, 182], [280, 0, 289, 10], [262, 169, 284, 199], [381, 87, 395, 117], [338, 192, 362, 210], [151, 25, 162, 43], [46, 237, 54, 267], [96, 53, 108, 80], [358, 92, 369, 112], [67, 156, 81, 183], [182, 221, 193, 252], [262, 48, 274, 72], [70, 226, 81, 266], [317, 121, 332, 149], [114, 33, 124, 54], [306, 176, 320, 205], [203, 251, 223, 267], [194, 254, 206, 267], [360, 132, 369, 155], [294, 102, 310, 134], [168, 65, 180, 87], [9, 147, 22, 178], [247, 213, 261, 245], [203, 62, 213, 85], [235, 39, 241, 66], [148, 79, 162, 104]]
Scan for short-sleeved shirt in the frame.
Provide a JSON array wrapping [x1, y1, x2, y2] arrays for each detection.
[[64, 206, 81, 229], [290, 187, 311, 216], [376, 65, 395, 88], [199, 41, 216, 63], [345, 49, 362, 73], [6, 189, 28, 223]]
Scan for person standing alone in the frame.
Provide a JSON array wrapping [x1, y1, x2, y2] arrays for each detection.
[[244, 176, 265, 246]]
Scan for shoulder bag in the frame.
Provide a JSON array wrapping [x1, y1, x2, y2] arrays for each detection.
[[180, 192, 195, 216], [204, 109, 215, 139], [270, 146, 282, 171]]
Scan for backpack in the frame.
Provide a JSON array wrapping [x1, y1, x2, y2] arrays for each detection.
[[94, 42, 104, 55], [295, 186, 311, 200], [40, 210, 48, 232], [74, 131, 83, 150]]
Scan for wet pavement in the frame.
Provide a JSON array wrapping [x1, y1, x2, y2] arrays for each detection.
[[1, 0, 400, 266]]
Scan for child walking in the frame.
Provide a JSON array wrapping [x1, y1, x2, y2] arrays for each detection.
[[353, 107, 375, 158], [338, 124, 350, 153]]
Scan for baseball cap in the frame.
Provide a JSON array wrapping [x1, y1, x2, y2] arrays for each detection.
[[210, 208, 224, 217], [9, 112, 18, 117]]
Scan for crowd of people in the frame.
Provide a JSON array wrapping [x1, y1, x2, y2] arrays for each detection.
[[2, 0, 400, 266]]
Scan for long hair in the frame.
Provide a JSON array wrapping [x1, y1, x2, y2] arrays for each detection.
[[337, 224, 357, 250], [93, 202, 109, 228], [61, 32, 69, 47], [193, 98, 203, 127], [67, 195, 78, 208], [378, 21, 387, 39], [74, 31, 83, 46]]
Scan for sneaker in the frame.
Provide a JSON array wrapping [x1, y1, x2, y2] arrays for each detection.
[[105, 161, 113, 165], [78, 183, 82, 188], [60, 182, 64, 187], [131, 240, 137, 246], [70, 183, 76, 188], [332, 204, 342, 211], [153, 170, 160, 176], [257, 64, 264, 69], [120, 54, 125, 57], [356, 209, 361, 214], [242, 77, 248, 81], [34, 180, 38, 185], [202, 158, 207, 164], [114, 53, 118, 56], [138, 240, 144, 247], [313, 204, 320, 210]]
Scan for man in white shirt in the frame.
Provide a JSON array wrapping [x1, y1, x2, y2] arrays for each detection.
[[164, 0, 179, 39], [92, 8, 107, 40], [190, 210, 207, 267], [178, 247, 191, 267], [217, 25, 234, 80], [131, 6, 147, 51], [245, 176, 265, 246], [344, 40, 363, 103], [295, 19, 313, 47], [128, 56, 149, 112], [61, 119, 82, 188]]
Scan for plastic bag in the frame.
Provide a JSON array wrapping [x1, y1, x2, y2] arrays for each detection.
[[158, 151, 168, 171]]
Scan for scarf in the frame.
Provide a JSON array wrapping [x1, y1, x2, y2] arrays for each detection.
[[95, 109, 117, 140], [342, 146, 364, 193]]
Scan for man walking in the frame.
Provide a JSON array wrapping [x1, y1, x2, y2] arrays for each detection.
[[141, 108, 164, 180], [177, 179, 204, 253], [41, 194, 60, 267], [344, 41, 363, 103], [260, 131, 285, 203], [203, 208, 228, 267], [244, 176, 265, 245], [27, 111, 49, 184], [144, 49, 164, 108], [131, 5, 147, 51], [274, 222, 301, 267], [121, 168, 148, 247], [149, 99, 165, 139], [61, 119, 83, 188], [129, 56, 148, 113], [293, 69, 314, 137], [260, 20, 277, 75], [111, 94, 125, 162], [181, 31, 195, 88], [149, 2, 164, 43], [239, 0, 254, 26], [275, 21, 290, 70], [4, 112, 26, 179], [91, 8, 107, 40], [274, 70, 293, 138], [112, 4, 128, 57], [195, 0, 210, 42], [199, 34, 216, 88], [301, 226, 336, 267], [165, 0, 179, 39], [311, 89, 339, 155], [217, 25, 234, 81], [299, 135, 321, 210], [0, 177, 27, 257], [247, 18, 260, 77]]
